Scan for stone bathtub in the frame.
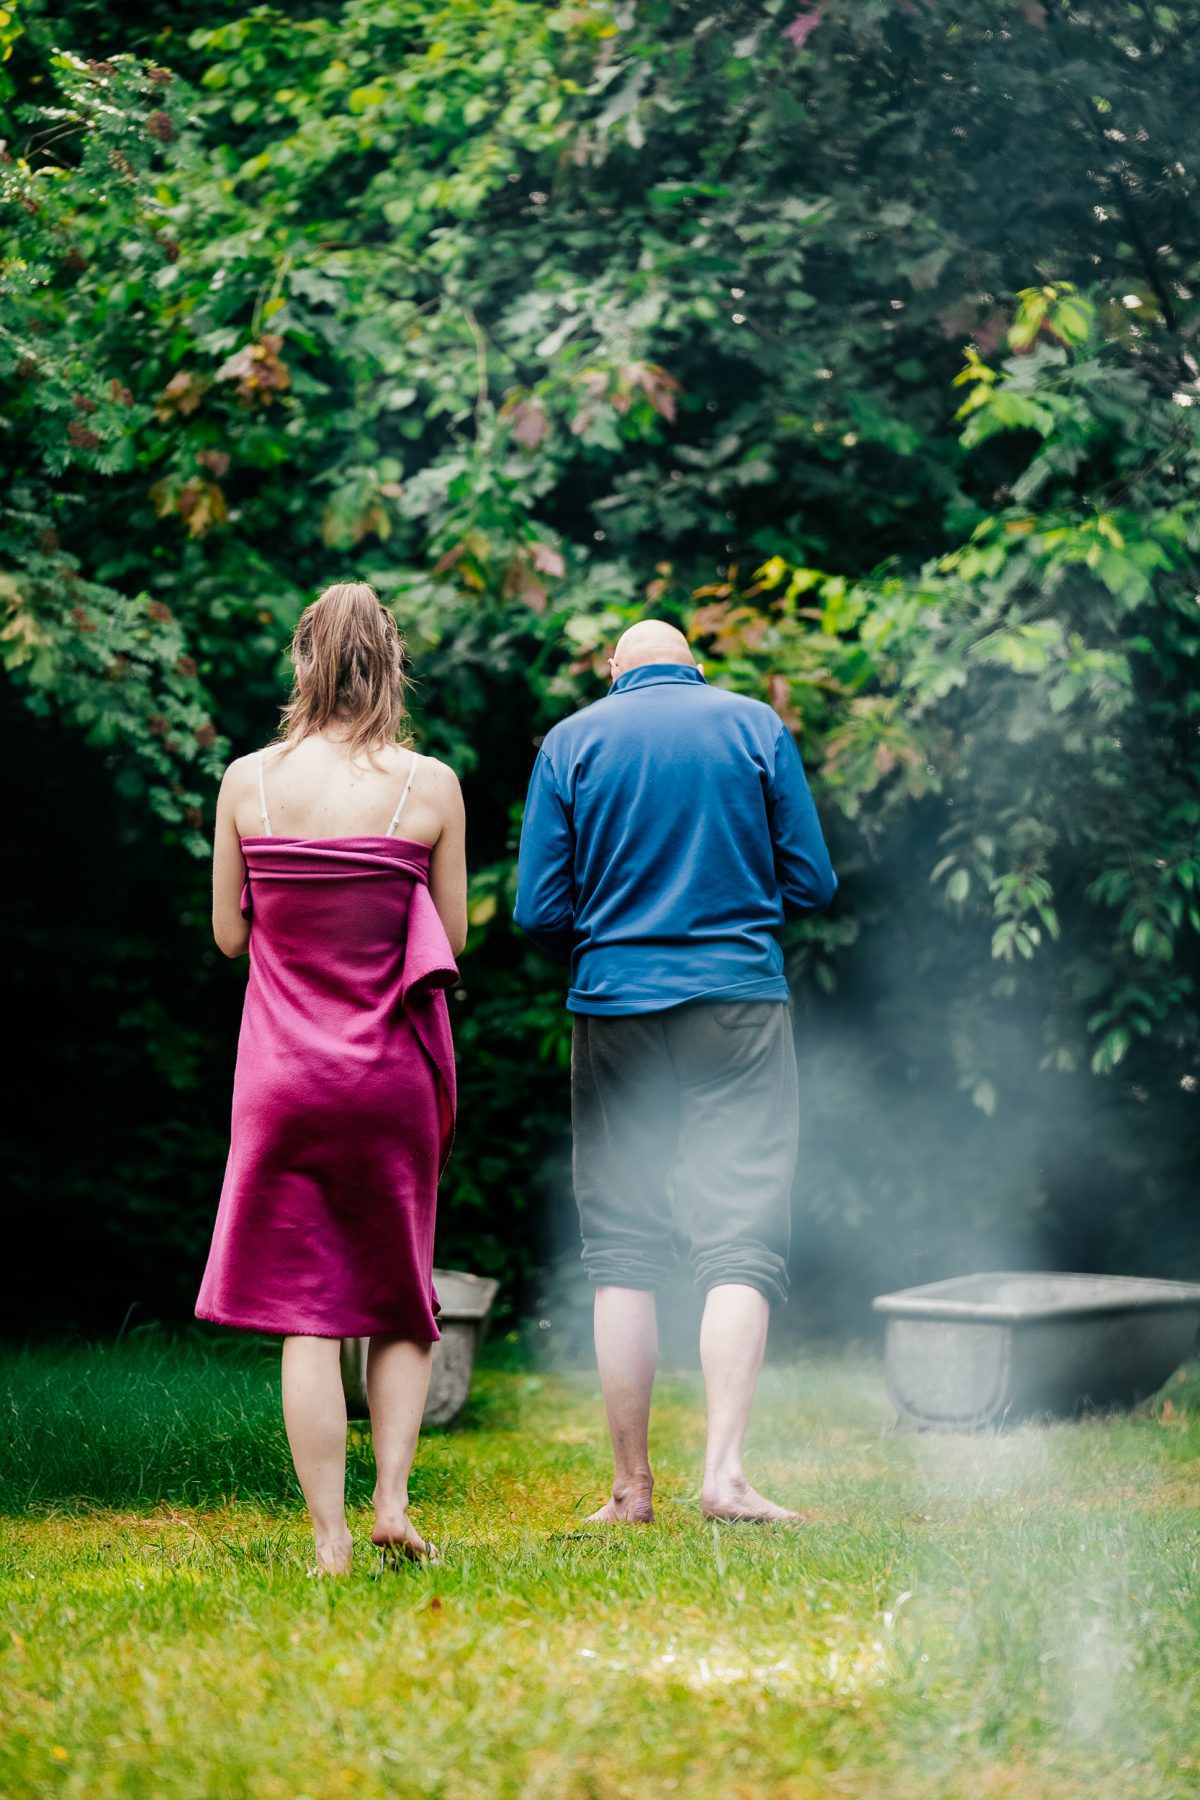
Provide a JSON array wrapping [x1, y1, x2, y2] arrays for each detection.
[[340, 1267, 500, 1427], [872, 1271, 1200, 1432]]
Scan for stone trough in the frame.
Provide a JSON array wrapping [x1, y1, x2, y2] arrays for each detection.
[[340, 1267, 500, 1427], [873, 1271, 1200, 1432]]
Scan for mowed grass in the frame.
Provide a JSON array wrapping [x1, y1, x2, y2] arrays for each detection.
[[3, 1334, 1200, 1800]]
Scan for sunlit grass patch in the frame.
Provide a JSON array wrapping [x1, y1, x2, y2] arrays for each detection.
[[2, 1338, 1199, 1799]]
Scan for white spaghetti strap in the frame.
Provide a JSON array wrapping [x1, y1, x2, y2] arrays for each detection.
[[257, 750, 272, 836], [385, 750, 419, 837]]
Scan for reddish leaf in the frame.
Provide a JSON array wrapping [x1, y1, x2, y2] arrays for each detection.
[[517, 576, 547, 613], [530, 542, 565, 577], [511, 398, 549, 450], [629, 362, 681, 423], [767, 672, 801, 731], [156, 370, 206, 420], [783, 10, 822, 50], [216, 335, 291, 407]]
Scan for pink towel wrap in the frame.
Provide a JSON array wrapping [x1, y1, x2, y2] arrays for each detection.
[[195, 836, 458, 1340]]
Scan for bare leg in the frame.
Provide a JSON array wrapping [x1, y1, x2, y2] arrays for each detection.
[[366, 1334, 436, 1560], [280, 1336, 354, 1574], [587, 1286, 658, 1523], [699, 1284, 804, 1523]]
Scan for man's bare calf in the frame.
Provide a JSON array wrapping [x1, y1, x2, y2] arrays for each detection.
[[587, 1281, 803, 1526], [587, 1287, 659, 1523], [697, 1282, 804, 1523]]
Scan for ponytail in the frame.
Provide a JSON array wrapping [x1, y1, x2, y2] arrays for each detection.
[[279, 582, 410, 757]]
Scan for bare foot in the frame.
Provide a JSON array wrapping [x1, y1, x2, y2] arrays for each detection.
[[586, 1476, 655, 1524], [371, 1509, 438, 1564], [701, 1478, 806, 1524], [313, 1531, 354, 1576]]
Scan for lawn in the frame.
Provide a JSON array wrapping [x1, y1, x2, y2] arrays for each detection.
[[2, 1332, 1199, 1800]]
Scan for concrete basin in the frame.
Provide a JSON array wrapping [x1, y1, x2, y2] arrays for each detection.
[[873, 1271, 1200, 1431], [340, 1267, 500, 1427]]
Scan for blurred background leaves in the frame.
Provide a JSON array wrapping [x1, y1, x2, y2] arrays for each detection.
[[2, 0, 1198, 1338]]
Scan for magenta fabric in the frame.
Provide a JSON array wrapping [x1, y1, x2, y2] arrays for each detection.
[[195, 836, 458, 1340]]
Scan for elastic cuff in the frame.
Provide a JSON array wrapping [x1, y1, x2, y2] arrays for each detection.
[[581, 1251, 674, 1292], [585, 1277, 665, 1293], [692, 1262, 789, 1311]]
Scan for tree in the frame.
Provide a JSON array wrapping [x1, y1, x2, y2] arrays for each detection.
[[3, 1, 1197, 1329]]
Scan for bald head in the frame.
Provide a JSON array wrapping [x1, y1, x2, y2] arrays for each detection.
[[610, 620, 695, 679]]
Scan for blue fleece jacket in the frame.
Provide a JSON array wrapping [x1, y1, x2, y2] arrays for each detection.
[[513, 663, 837, 1015]]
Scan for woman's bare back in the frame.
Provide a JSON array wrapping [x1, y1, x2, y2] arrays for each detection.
[[234, 734, 448, 846], [213, 732, 467, 959]]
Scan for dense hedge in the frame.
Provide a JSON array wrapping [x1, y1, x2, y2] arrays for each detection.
[[3, 1, 1198, 1338]]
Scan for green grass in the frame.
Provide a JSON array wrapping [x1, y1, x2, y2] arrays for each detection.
[[3, 1333, 1200, 1800]]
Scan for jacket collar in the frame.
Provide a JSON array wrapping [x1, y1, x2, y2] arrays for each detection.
[[609, 662, 707, 696]]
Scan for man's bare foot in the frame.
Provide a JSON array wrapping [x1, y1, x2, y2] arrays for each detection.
[[586, 1475, 655, 1524], [701, 1478, 805, 1524], [371, 1508, 438, 1563], [314, 1530, 354, 1576]]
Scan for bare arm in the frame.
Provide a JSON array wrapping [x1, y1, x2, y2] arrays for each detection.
[[427, 761, 468, 958], [212, 761, 252, 958]]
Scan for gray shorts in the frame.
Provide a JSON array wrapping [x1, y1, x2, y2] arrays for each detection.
[[570, 999, 799, 1309]]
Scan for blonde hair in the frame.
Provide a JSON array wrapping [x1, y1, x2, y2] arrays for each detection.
[[279, 582, 410, 758]]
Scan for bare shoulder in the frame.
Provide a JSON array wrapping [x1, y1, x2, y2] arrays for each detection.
[[414, 751, 462, 794], [219, 751, 263, 799], [414, 751, 464, 825]]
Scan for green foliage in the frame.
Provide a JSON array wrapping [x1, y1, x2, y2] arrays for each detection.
[[704, 294, 1200, 1092], [2, 0, 1199, 1324]]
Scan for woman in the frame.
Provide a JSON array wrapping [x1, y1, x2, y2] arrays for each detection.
[[195, 582, 467, 1575]]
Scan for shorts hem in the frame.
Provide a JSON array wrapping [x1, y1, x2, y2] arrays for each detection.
[[580, 1270, 670, 1293], [693, 1272, 788, 1310]]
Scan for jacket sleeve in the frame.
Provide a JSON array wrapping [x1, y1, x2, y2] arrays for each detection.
[[768, 725, 838, 916], [513, 748, 576, 960]]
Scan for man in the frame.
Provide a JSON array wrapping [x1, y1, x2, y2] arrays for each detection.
[[514, 620, 837, 1523]]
